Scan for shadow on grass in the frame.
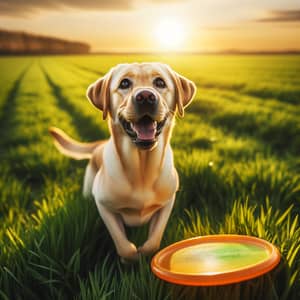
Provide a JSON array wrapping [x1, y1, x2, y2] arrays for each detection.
[[190, 137, 213, 150], [41, 65, 108, 141], [244, 87, 300, 105], [188, 99, 219, 116]]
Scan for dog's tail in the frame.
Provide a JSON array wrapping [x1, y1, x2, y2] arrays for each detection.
[[49, 127, 104, 160]]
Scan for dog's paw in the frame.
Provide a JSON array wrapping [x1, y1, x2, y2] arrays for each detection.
[[138, 240, 160, 256], [117, 242, 140, 261]]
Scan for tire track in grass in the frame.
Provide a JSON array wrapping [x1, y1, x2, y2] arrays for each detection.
[[197, 85, 299, 116], [0, 65, 112, 299], [55, 61, 105, 86], [71, 63, 105, 76], [209, 111, 299, 155], [41, 64, 107, 141], [0, 63, 109, 299], [0, 63, 100, 299], [0, 63, 31, 135], [0, 62, 88, 235], [189, 93, 300, 156], [0, 63, 44, 243], [58, 62, 101, 81], [0, 64, 33, 218], [186, 106, 300, 183], [196, 80, 300, 105], [0, 62, 75, 175], [0, 59, 31, 121]]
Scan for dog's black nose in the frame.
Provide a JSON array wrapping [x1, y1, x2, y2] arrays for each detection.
[[134, 90, 157, 105], [133, 89, 158, 115]]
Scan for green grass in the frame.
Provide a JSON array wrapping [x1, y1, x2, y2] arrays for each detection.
[[0, 54, 299, 300]]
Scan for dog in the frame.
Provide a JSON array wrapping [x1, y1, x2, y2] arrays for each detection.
[[49, 62, 196, 261]]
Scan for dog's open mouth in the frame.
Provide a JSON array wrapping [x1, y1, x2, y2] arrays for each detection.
[[119, 115, 167, 150]]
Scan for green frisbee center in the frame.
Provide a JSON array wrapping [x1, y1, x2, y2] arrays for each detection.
[[170, 242, 269, 275]]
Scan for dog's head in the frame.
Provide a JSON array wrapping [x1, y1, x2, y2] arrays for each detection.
[[87, 63, 196, 150]]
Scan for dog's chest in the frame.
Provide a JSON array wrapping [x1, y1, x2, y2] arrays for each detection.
[[92, 141, 178, 226], [93, 166, 178, 226], [113, 183, 175, 226], [103, 171, 176, 209]]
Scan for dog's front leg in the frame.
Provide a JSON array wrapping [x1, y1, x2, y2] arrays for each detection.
[[138, 195, 175, 255], [95, 201, 139, 261]]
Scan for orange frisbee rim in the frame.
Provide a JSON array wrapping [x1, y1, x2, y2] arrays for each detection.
[[151, 234, 281, 286]]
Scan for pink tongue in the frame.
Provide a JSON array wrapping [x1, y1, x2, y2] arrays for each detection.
[[133, 121, 156, 140]]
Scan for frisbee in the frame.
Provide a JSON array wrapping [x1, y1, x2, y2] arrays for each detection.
[[151, 235, 280, 286]]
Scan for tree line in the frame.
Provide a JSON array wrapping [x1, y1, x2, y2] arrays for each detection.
[[0, 29, 90, 54]]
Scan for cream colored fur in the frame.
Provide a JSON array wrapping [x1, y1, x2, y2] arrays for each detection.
[[49, 63, 196, 261]]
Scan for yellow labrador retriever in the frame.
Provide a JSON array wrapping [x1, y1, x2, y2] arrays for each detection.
[[49, 63, 196, 261]]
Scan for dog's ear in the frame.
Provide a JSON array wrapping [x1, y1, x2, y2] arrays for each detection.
[[168, 67, 196, 117], [86, 70, 113, 120]]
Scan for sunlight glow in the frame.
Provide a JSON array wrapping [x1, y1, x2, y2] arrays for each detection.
[[154, 18, 186, 51]]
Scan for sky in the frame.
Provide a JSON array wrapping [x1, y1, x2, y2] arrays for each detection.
[[0, 0, 299, 52]]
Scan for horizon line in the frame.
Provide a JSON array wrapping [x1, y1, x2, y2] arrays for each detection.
[[1, 49, 300, 56], [89, 49, 300, 55]]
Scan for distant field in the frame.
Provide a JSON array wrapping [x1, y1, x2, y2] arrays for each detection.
[[0, 54, 299, 300]]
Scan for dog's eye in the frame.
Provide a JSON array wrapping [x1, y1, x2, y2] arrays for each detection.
[[119, 78, 132, 89], [153, 77, 166, 89]]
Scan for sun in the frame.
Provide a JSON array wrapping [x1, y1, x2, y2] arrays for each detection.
[[154, 18, 186, 51]]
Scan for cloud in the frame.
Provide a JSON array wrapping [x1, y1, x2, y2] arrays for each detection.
[[0, 0, 132, 17], [256, 10, 300, 22], [0, 0, 189, 17]]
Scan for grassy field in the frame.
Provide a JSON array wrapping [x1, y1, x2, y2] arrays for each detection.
[[0, 54, 299, 300]]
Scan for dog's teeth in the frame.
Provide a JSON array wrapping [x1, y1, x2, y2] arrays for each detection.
[[154, 121, 157, 128]]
